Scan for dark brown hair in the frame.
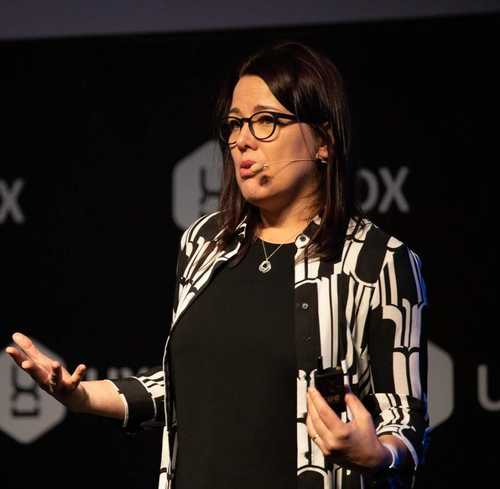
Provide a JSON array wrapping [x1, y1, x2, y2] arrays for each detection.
[[214, 41, 359, 262]]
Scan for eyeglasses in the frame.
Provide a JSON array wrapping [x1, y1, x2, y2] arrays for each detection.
[[219, 110, 298, 146]]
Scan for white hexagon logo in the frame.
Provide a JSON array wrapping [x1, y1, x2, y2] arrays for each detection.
[[172, 140, 222, 230], [0, 339, 67, 443], [428, 341, 454, 429]]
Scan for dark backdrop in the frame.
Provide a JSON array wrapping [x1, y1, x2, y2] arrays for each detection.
[[1, 13, 498, 489]]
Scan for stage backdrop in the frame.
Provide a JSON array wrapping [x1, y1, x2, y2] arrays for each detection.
[[1, 13, 498, 489]]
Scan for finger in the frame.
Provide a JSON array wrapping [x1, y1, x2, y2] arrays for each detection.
[[21, 359, 35, 370], [306, 401, 331, 455], [344, 393, 372, 425], [308, 386, 343, 430], [306, 400, 318, 436], [52, 361, 63, 388], [70, 364, 87, 388], [310, 430, 330, 455], [7, 345, 55, 390], [307, 390, 333, 440], [19, 357, 51, 386], [5, 345, 30, 367], [12, 332, 48, 366]]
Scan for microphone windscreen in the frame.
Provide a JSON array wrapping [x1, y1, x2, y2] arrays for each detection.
[[250, 163, 265, 173]]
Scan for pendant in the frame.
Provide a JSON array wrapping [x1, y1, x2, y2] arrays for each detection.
[[258, 259, 272, 273]]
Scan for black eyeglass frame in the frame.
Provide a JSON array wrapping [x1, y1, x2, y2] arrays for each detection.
[[218, 110, 299, 146]]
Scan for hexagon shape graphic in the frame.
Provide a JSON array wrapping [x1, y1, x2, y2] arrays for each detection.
[[0, 339, 67, 443], [172, 140, 223, 230], [428, 340, 454, 429]]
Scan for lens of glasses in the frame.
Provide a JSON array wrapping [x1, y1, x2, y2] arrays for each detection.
[[220, 112, 277, 145], [219, 118, 242, 145], [251, 112, 276, 140]]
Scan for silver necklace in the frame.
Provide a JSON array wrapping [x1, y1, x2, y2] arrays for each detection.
[[258, 229, 300, 274]]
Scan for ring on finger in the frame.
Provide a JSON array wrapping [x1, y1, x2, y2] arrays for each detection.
[[47, 374, 56, 394]]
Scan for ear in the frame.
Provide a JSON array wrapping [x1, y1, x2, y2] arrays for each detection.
[[315, 146, 328, 163], [314, 123, 334, 163]]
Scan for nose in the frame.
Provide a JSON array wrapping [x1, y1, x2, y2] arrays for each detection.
[[235, 120, 258, 151]]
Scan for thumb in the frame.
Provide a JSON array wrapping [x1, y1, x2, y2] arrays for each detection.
[[344, 392, 370, 422]]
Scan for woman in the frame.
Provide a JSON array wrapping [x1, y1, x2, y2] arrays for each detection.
[[6, 42, 429, 489]]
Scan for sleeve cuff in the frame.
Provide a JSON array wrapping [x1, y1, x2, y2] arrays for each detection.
[[376, 426, 419, 468], [106, 377, 156, 433]]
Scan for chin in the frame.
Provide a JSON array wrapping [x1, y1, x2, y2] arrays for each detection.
[[239, 176, 271, 200], [241, 186, 286, 211]]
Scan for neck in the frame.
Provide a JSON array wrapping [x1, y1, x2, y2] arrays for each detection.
[[256, 201, 319, 244]]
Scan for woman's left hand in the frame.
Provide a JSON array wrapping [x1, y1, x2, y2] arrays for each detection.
[[306, 386, 388, 472]]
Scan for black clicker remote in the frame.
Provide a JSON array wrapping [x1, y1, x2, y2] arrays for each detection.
[[314, 356, 346, 416]]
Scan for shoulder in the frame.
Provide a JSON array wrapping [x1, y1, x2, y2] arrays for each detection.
[[345, 217, 423, 283], [347, 218, 405, 251], [179, 211, 223, 249]]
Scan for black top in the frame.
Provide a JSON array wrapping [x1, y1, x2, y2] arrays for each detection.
[[169, 237, 297, 489]]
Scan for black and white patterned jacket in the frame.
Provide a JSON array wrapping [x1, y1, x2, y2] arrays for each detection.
[[110, 210, 429, 489]]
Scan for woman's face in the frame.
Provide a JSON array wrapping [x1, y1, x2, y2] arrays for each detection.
[[229, 75, 324, 213]]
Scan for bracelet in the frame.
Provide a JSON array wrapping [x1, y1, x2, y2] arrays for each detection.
[[381, 442, 400, 470]]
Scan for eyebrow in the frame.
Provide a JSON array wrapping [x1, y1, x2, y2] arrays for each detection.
[[228, 104, 283, 115]]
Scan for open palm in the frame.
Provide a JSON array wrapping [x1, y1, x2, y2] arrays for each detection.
[[6, 332, 87, 406]]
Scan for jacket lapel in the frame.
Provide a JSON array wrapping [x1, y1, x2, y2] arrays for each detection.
[[170, 215, 248, 334]]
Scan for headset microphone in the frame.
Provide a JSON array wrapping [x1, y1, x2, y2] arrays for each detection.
[[249, 158, 316, 174], [249, 162, 268, 173]]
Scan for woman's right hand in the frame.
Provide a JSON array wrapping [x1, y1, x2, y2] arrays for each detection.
[[5, 332, 88, 409]]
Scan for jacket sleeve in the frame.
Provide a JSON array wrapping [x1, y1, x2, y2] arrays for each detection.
[[107, 227, 192, 433], [108, 367, 166, 433], [364, 243, 430, 471]]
